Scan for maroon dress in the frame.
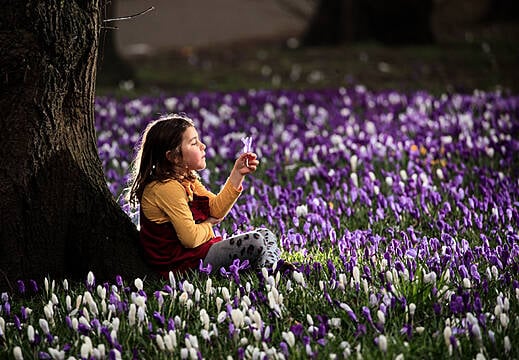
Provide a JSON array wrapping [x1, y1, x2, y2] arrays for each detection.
[[139, 194, 222, 278]]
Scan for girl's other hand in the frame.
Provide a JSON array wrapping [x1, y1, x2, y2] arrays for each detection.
[[203, 216, 223, 225]]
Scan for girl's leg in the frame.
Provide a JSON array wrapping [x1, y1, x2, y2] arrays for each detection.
[[254, 228, 281, 268], [203, 228, 281, 270], [203, 231, 264, 270]]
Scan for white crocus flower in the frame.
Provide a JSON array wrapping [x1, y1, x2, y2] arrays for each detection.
[[65, 295, 72, 312], [216, 297, 223, 313], [164, 332, 176, 352], [231, 309, 244, 328], [169, 271, 176, 289], [378, 335, 388, 352], [128, 304, 136, 326], [48, 347, 65, 360], [205, 278, 213, 296], [13, 346, 23, 360], [377, 310, 386, 324], [475, 353, 485, 360], [96, 344, 106, 358], [443, 326, 452, 347], [409, 303, 416, 317], [500, 313, 509, 328], [350, 154, 358, 171], [282, 331, 295, 348], [39, 318, 50, 335], [217, 311, 227, 324], [87, 272, 95, 288], [292, 271, 306, 287], [352, 266, 360, 284], [112, 317, 120, 332], [134, 278, 144, 291], [183, 281, 195, 295], [329, 318, 341, 328], [137, 306, 147, 324], [44, 303, 54, 325], [296, 204, 308, 217], [350, 172, 359, 188], [27, 325, 35, 343], [80, 337, 93, 359], [200, 309, 210, 330], [79, 316, 90, 331], [503, 297, 510, 312], [97, 285, 107, 300], [179, 291, 189, 305], [200, 329, 210, 341], [221, 287, 230, 302], [504, 336, 511, 353]]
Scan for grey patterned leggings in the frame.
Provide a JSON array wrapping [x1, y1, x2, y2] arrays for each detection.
[[203, 228, 281, 270]]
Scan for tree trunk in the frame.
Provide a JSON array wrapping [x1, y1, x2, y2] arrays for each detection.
[[0, 0, 155, 291], [302, 0, 435, 46]]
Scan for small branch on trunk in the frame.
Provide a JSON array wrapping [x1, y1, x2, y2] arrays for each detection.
[[103, 6, 155, 23]]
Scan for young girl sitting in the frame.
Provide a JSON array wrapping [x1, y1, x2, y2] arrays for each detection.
[[129, 113, 281, 278]]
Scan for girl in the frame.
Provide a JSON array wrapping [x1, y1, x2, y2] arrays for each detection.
[[129, 113, 281, 278]]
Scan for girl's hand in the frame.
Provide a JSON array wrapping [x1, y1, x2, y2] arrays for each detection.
[[229, 153, 259, 189], [235, 152, 259, 175]]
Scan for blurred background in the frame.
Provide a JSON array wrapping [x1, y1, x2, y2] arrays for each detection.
[[96, 0, 519, 95]]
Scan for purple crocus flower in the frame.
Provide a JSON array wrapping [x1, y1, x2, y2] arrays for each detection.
[[199, 259, 212, 274], [279, 341, 289, 356], [13, 315, 21, 331], [290, 323, 304, 337], [29, 279, 38, 293], [237, 347, 245, 360], [153, 311, 165, 327], [361, 306, 373, 324], [17, 280, 25, 295], [401, 323, 413, 339], [38, 351, 52, 359]]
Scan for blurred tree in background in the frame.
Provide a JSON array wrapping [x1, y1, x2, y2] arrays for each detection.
[[291, 0, 518, 46], [302, 0, 435, 45]]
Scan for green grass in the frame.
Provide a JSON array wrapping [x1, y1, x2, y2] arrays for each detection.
[[98, 39, 519, 97]]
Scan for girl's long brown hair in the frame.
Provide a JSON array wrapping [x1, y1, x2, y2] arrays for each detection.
[[128, 113, 198, 206]]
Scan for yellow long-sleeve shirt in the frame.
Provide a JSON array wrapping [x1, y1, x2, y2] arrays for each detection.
[[141, 178, 241, 248]]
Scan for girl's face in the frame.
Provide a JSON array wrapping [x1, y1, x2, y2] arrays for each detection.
[[180, 126, 206, 171]]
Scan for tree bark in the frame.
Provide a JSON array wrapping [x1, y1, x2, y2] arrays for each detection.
[[0, 0, 155, 291]]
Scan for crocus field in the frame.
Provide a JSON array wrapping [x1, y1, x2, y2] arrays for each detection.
[[2, 86, 519, 359]]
